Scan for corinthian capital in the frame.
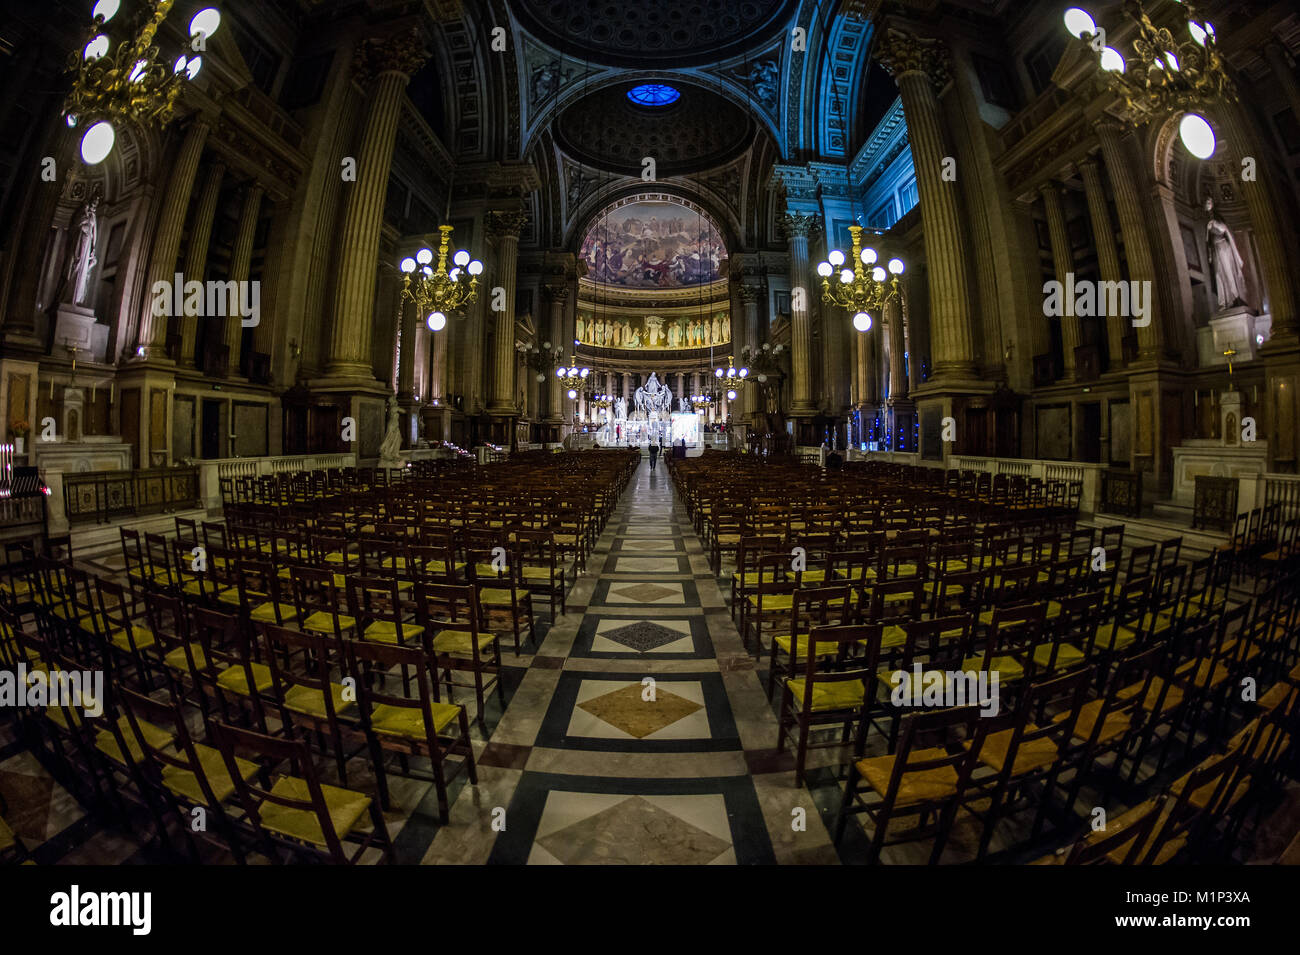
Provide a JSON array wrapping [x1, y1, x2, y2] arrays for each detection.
[[876, 29, 951, 92], [780, 212, 821, 239], [486, 209, 529, 240], [353, 27, 429, 86]]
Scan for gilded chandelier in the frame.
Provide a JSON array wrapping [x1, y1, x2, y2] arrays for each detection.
[[713, 356, 749, 400], [64, 1, 223, 165], [399, 225, 483, 331], [555, 355, 590, 394], [1063, 2, 1232, 158], [817, 226, 904, 333]]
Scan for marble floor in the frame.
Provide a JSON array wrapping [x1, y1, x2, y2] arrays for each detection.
[[5, 457, 1299, 865]]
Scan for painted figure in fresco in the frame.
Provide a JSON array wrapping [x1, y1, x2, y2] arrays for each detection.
[[645, 315, 664, 347], [576, 315, 585, 344], [594, 321, 605, 346], [667, 320, 681, 348], [721, 313, 730, 342], [625, 324, 642, 348]]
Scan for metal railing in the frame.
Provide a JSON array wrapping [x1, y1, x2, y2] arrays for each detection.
[[63, 466, 201, 525]]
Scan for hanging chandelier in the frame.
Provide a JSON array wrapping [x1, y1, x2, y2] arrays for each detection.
[[1062, 3, 1231, 158], [556, 354, 590, 391], [817, 226, 904, 333], [399, 225, 482, 331], [691, 392, 715, 411], [713, 356, 749, 397], [64, 1, 223, 165], [591, 392, 613, 410]]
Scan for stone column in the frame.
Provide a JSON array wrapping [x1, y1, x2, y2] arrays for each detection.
[[137, 119, 210, 356], [429, 313, 448, 405], [739, 285, 761, 419], [223, 183, 263, 376], [1040, 180, 1079, 379], [1096, 121, 1160, 358], [885, 298, 907, 401], [877, 29, 977, 380], [780, 212, 819, 414], [180, 160, 224, 366], [4, 112, 75, 344], [325, 32, 427, 380], [546, 284, 566, 421], [485, 210, 527, 413], [397, 297, 418, 399], [1078, 156, 1126, 365]]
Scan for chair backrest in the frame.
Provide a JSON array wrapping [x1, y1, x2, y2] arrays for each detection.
[[880, 705, 986, 809], [210, 720, 353, 862], [794, 623, 884, 713], [1066, 795, 1166, 865]]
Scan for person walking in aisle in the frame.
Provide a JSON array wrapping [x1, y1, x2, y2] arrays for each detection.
[[648, 439, 660, 471]]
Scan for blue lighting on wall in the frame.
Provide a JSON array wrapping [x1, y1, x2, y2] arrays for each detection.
[[627, 84, 680, 107]]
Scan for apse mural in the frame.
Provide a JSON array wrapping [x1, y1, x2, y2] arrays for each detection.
[[580, 200, 726, 289], [576, 312, 731, 350]]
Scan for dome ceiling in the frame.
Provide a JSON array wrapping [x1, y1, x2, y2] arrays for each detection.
[[554, 83, 753, 177], [509, 0, 797, 67]]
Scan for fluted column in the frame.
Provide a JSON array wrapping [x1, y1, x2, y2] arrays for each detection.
[[877, 30, 977, 380], [1096, 121, 1160, 358], [1078, 156, 1125, 365], [178, 160, 224, 366], [885, 298, 907, 401], [325, 33, 427, 379], [223, 184, 263, 376], [485, 211, 526, 413], [780, 213, 818, 414], [137, 119, 210, 356], [397, 297, 418, 399], [429, 314, 447, 403], [546, 284, 566, 421], [739, 285, 761, 418], [1040, 181, 1079, 379]]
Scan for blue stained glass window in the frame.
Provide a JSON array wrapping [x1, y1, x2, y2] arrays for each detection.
[[627, 84, 680, 106]]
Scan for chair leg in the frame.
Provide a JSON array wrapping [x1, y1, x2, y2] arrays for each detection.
[[834, 762, 860, 845]]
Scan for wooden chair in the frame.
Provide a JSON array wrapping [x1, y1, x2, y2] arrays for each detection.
[[960, 666, 1092, 860], [413, 581, 500, 723], [834, 704, 987, 864], [211, 721, 393, 865], [776, 623, 884, 785], [344, 638, 477, 823]]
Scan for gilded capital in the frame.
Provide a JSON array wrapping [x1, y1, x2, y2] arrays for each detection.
[[353, 28, 429, 86], [486, 210, 529, 239], [876, 29, 951, 92], [739, 285, 762, 304], [780, 212, 821, 239]]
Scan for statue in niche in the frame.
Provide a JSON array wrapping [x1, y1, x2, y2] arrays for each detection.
[[1204, 195, 1249, 311], [378, 398, 403, 468], [67, 194, 100, 306]]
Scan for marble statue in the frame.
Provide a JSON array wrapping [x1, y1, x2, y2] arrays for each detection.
[[68, 195, 99, 306], [1205, 196, 1248, 310], [378, 398, 403, 468], [614, 396, 628, 420], [634, 372, 674, 416]]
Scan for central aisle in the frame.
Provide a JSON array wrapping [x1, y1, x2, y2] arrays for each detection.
[[423, 457, 842, 864]]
